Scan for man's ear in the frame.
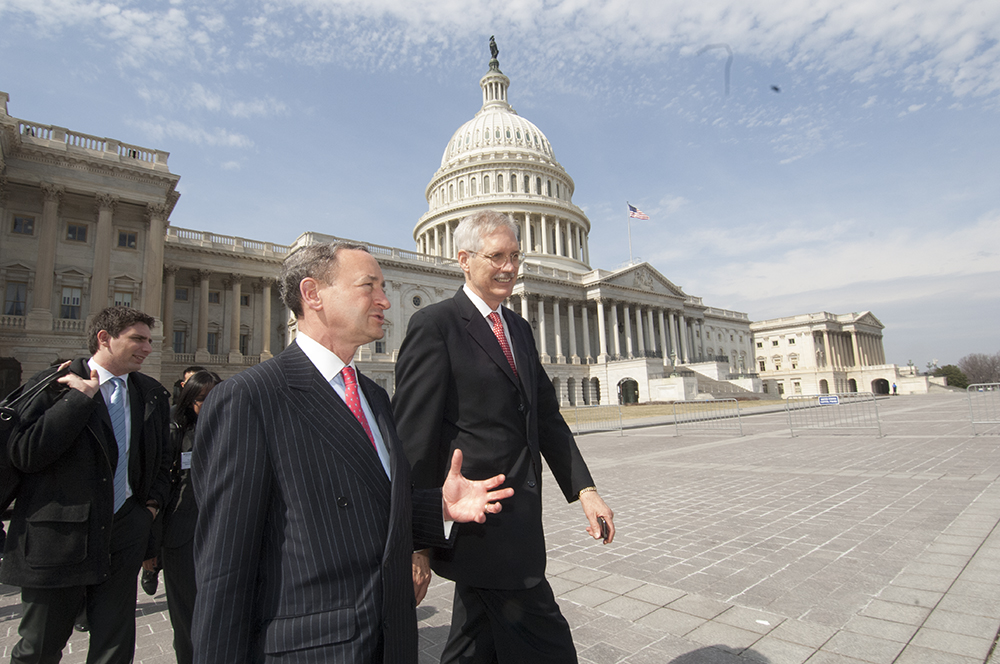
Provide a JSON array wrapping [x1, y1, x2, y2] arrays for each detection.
[[96, 329, 112, 348], [300, 277, 323, 312], [457, 251, 471, 274]]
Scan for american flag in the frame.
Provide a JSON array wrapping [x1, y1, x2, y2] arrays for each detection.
[[628, 204, 649, 220]]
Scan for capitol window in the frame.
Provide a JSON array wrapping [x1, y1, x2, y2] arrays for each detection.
[[495, 129, 500, 139], [497, 174, 504, 192], [547, 180, 552, 196], [483, 176, 490, 194], [506, 129, 511, 139], [516, 130, 521, 140], [536, 177, 542, 195], [12, 216, 34, 235], [471, 178, 477, 196], [524, 175, 530, 193]]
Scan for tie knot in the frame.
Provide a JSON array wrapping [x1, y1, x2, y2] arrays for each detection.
[[342, 365, 357, 387]]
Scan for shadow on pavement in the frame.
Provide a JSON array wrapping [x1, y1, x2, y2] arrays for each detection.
[[669, 645, 771, 663]]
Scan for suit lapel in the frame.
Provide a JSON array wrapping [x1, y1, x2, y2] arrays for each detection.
[[455, 288, 521, 390], [281, 343, 391, 499]]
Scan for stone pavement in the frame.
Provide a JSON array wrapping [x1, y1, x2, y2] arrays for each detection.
[[3, 393, 1000, 663]]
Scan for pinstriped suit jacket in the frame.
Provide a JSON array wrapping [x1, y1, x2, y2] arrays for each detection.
[[191, 341, 448, 664]]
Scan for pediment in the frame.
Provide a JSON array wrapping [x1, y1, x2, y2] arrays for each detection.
[[854, 311, 884, 329], [1, 261, 34, 274], [601, 263, 686, 297]]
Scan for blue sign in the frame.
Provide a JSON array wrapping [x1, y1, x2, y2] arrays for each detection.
[[818, 396, 840, 405]]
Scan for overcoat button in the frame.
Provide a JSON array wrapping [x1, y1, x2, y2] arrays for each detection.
[[337, 497, 349, 508], [527, 480, 536, 488]]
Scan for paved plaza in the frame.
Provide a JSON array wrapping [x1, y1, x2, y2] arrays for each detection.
[[2, 392, 999, 663]]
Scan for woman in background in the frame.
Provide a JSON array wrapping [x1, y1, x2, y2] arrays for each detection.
[[161, 370, 220, 664]]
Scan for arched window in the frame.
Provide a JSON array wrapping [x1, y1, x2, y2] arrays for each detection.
[[449, 184, 454, 202], [524, 175, 530, 193], [535, 177, 542, 195], [547, 180, 552, 196], [459, 181, 464, 199], [497, 174, 504, 193], [471, 178, 477, 196], [511, 173, 517, 192], [483, 175, 490, 194]]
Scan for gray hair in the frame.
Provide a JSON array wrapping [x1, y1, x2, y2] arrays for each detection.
[[279, 241, 369, 318], [453, 210, 520, 254]]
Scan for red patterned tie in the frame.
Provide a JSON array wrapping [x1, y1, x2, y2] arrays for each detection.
[[488, 312, 518, 377], [341, 365, 375, 447]]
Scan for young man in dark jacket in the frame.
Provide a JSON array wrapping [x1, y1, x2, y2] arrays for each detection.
[[2, 306, 172, 664]]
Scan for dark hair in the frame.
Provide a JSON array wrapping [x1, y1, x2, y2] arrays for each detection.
[[279, 242, 369, 318], [87, 306, 156, 354], [182, 365, 206, 378], [174, 371, 221, 431]]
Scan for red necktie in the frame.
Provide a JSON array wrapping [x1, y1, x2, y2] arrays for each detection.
[[341, 365, 375, 447], [488, 312, 518, 377]]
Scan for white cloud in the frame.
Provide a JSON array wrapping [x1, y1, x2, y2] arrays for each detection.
[[129, 117, 254, 148], [5, 0, 997, 103]]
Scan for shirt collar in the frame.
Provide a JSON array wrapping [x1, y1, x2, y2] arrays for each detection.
[[295, 331, 353, 383], [463, 284, 503, 319], [88, 358, 128, 387]]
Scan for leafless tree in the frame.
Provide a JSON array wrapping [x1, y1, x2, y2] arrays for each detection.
[[958, 352, 1000, 385]]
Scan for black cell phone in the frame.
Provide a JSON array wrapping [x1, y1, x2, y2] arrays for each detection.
[[598, 516, 609, 544]]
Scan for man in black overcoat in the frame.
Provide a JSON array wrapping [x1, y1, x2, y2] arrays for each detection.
[[2, 306, 172, 664]]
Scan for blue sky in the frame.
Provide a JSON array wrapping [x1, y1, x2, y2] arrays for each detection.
[[1, 0, 998, 368]]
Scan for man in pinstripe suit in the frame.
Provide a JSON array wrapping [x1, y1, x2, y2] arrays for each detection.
[[192, 242, 513, 664]]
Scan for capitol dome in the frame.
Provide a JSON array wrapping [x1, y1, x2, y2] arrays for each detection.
[[414, 50, 593, 272]]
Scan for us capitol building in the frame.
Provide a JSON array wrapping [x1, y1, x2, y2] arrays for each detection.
[[0, 47, 929, 402]]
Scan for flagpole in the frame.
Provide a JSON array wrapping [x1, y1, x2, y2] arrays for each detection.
[[626, 202, 634, 265]]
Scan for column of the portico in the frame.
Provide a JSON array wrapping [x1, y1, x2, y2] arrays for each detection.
[[540, 215, 549, 255], [635, 307, 646, 356], [878, 336, 885, 364], [432, 225, 440, 257], [261, 279, 274, 359], [596, 300, 608, 363], [581, 304, 592, 363], [162, 266, 177, 354], [89, 193, 118, 320], [142, 204, 168, 323], [821, 330, 832, 368], [519, 214, 528, 253], [520, 293, 531, 325], [645, 309, 656, 356], [537, 298, 549, 363], [611, 303, 622, 358], [667, 311, 678, 363], [850, 331, 860, 368], [567, 302, 579, 364], [228, 275, 243, 361], [196, 271, 211, 361], [555, 218, 564, 257], [658, 310, 669, 366], [26, 184, 63, 330], [553, 299, 564, 363], [678, 313, 689, 364], [623, 305, 633, 358]]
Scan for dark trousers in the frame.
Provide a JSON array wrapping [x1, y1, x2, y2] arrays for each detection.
[[441, 579, 577, 664], [161, 537, 195, 664], [11, 500, 151, 664]]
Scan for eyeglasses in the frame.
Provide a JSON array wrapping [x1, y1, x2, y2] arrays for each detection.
[[470, 251, 524, 268]]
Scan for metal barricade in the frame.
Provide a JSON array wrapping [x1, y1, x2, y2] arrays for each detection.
[[785, 392, 882, 437], [671, 398, 743, 437], [565, 403, 623, 436], [967, 384, 1000, 435]]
